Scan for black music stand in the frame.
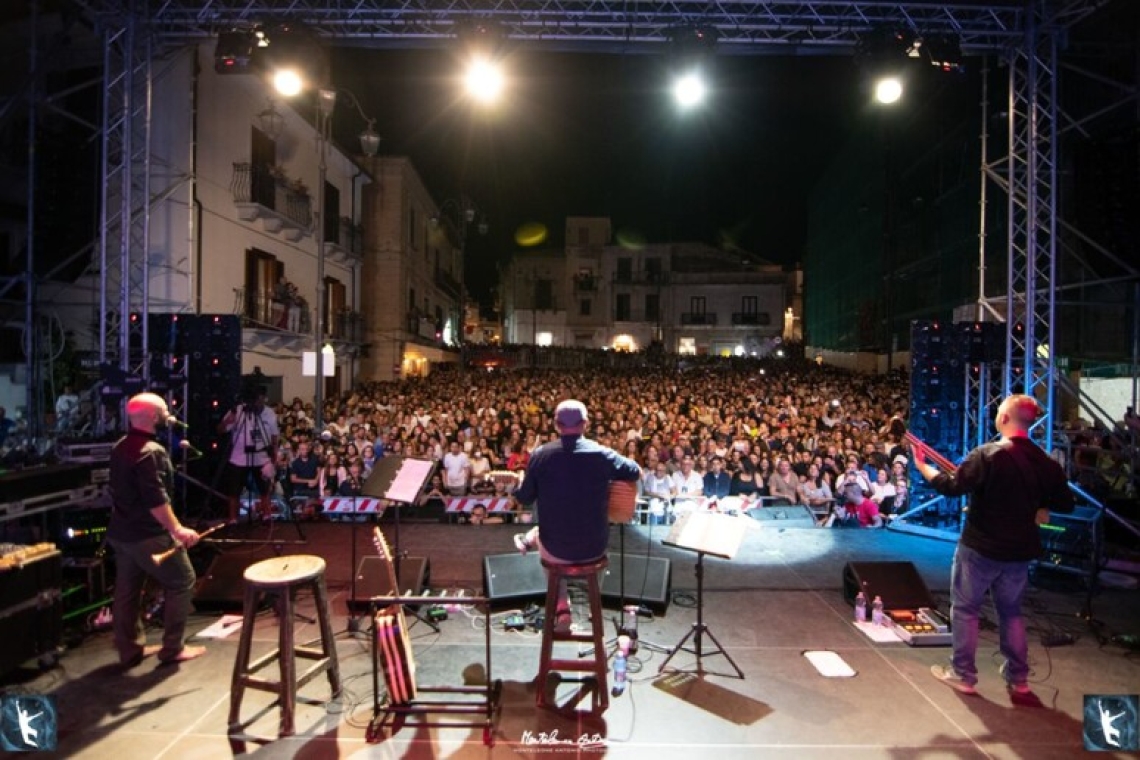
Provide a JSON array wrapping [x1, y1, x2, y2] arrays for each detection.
[[605, 507, 669, 655], [362, 456, 438, 632], [658, 511, 746, 679]]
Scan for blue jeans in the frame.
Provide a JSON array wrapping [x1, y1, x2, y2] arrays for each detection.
[[949, 544, 1030, 686]]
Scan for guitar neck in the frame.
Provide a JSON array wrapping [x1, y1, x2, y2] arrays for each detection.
[[372, 527, 403, 597]]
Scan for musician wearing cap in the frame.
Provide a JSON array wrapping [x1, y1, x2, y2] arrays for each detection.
[[107, 392, 206, 667], [914, 394, 1073, 696], [512, 400, 641, 632]]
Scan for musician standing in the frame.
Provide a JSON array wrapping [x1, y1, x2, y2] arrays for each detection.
[[915, 394, 1072, 695], [512, 400, 641, 632], [107, 392, 206, 666]]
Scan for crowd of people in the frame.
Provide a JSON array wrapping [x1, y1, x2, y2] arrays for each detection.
[[244, 356, 915, 528]]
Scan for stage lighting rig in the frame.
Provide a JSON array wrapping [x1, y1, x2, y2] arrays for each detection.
[[921, 34, 963, 72]]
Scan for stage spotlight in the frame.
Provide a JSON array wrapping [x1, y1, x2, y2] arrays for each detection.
[[464, 56, 505, 104], [672, 71, 707, 110], [668, 26, 717, 111], [272, 68, 304, 97], [874, 76, 903, 104]]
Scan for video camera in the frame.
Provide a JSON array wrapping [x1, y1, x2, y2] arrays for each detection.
[[239, 368, 269, 407]]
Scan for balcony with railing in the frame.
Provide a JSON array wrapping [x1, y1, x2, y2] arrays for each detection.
[[231, 162, 313, 241], [731, 312, 772, 326], [234, 286, 311, 349], [330, 309, 365, 344], [326, 216, 364, 266], [680, 312, 718, 326]]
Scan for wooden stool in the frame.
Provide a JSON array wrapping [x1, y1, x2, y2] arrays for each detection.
[[536, 557, 609, 712], [228, 554, 341, 736]]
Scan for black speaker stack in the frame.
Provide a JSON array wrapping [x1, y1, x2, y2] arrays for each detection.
[[124, 312, 242, 459], [909, 320, 1004, 525]]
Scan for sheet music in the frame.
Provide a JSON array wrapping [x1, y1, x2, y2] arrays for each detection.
[[663, 511, 747, 560], [386, 458, 436, 504]]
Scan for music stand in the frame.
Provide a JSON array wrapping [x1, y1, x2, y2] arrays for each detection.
[[362, 456, 438, 632], [658, 511, 746, 678], [606, 509, 670, 656]]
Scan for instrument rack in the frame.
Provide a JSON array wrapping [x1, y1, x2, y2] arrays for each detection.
[[365, 593, 502, 747]]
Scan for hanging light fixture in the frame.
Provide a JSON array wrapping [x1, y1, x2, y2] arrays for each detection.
[[256, 99, 284, 139]]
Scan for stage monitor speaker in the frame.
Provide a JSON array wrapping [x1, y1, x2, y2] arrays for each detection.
[[748, 505, 817, 528], [193, 546, 281, 611], [842, 561, 936, 611], [483, 552, 546, 605], [347, 555, 430, 613], [600, 554, 672, 614]]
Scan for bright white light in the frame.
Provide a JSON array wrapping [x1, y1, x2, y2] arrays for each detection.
[[536, 331, 553, 347], [273, 69, 304, 97], [775, 349, 786, 358], [672, 72, 707, 110], [734, 345, 745, 357], [874, 76, 903, 105], [465, 58, 505, 104]]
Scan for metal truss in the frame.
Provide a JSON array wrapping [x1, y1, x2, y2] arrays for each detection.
[[29, 0, 1121, 446], [96, 7, 154, 381], [1002, 3, 1064, 449], [80, 1, 1031, 53]]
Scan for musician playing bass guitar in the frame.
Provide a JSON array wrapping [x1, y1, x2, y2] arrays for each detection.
[[915, 394, 1073, 696]]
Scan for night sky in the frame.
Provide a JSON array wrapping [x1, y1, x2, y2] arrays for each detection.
[[331, 48, 865, 303]]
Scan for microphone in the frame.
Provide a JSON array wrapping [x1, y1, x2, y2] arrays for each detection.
[[179, 439, 204, 457], [166, 416, 189, 429]]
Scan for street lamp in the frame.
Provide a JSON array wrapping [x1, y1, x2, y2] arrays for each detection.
[[431, 197, 487, 377], [305, 85, 380, 430]]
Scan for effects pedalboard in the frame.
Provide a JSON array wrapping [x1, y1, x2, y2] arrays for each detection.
[[886, 607, 953, 647]]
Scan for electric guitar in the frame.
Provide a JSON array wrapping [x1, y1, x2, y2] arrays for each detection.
[[371, 527, 418, 704]]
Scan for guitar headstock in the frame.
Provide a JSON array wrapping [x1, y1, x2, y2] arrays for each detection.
[[372, 526, 392, 562]]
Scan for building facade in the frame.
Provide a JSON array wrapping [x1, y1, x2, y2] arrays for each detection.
[[501, 217, 797, 355]]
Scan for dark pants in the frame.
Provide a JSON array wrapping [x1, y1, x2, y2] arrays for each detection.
[[108, 534, 197, 663]]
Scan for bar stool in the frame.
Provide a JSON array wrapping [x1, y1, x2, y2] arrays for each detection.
[[228, 554, 341, 736], [536, 557, 609, 713]]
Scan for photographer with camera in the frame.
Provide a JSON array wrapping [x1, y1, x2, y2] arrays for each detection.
[[219, 383, 279, 522]]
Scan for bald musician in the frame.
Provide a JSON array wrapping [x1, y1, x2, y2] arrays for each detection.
[[916, 394, 1072, 696], [107, 392, 206, 666]]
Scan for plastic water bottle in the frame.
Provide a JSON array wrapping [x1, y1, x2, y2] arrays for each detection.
[[854, 591, 867, 623], [871, 596, 885, 626], [612, 635, 630, 697]]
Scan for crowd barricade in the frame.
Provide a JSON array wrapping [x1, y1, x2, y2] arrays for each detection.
[[445, 497, 514, 514]]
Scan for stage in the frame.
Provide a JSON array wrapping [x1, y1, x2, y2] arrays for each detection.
[[3, 518, 1137, 758]]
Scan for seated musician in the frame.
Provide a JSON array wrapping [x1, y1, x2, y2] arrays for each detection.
[[511, 400, 641, 633]]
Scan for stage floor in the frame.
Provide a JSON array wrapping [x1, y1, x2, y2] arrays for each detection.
[[3, 518, 1138, 758]]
